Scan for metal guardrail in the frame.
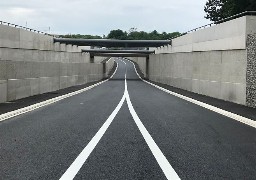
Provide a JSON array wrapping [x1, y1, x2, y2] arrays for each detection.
[[0, 20, 53, 36], [172, 11, 256, 40]]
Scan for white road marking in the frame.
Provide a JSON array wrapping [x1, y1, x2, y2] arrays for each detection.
[[60, 60, 180, 180], [124, 77, 181, 180], [127, 59, 256, 129], [59, 92, 126, 180], [106, 57, 112, 63], [0, 61, 118, 122], [120, 59, 126, 65], [109, 60, 118, 79]]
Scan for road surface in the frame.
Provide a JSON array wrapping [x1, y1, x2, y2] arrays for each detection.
[[0, 58, 255, 180]]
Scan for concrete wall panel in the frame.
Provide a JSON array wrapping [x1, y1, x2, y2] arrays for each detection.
[[145, 50, 247, 105], [60, 76, 68, 89], [0, 25, 20, 48], [39, 77, 60, 94], [129, 57, 147, 77], [106, 58, 115, 76], [39, 77, 52, 94], [0, 61, 7, 80], [246, 16, 256, 35], [0, 80, 7, 103], [0, 24, 126, 102], [156, 16, 252, 54], [7, 79, 31, 100], [29, 78, 40, 96]]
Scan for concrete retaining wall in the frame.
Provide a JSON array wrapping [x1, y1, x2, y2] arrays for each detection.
[[106, 58, 115, 76], [0, 24, 112, 103], [128, 57, 147, 77], [148, 51, 247, 105], [135, 16, 256, 107], [94, 56, 108, 63], [156, 16, 256, 54]]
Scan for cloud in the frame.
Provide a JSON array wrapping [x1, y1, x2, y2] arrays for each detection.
[[0, 0, 210, 35]]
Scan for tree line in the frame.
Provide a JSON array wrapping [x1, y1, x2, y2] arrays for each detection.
[[59, 1, 256, 40], [107, 28, 180, 40], [204, 0, 256, 22], [59, 28, 181, 40]]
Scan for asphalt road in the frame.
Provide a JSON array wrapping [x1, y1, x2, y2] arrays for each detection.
[[0, 58, 255, 180]]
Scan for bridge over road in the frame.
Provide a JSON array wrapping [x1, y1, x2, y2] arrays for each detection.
[[0, 59, 255, 179]]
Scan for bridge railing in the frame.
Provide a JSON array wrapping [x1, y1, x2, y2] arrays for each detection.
[[0, 20, 53, 36]]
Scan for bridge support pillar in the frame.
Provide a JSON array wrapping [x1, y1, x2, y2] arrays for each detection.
[[90, 54, 94, 63], [103, 62, 107, 78], [145, 56, 149, 79]]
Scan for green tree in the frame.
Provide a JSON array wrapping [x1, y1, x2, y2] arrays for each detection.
[[59, 34, 102, 39], [107, 29, 127, 40], [232, 0, 256, 14], [204, 0, 256, 22], [60, 29, 181, 40], [204, 0, 229, 22], [128, 31, 149, 40], [148, 30, 159, 40]]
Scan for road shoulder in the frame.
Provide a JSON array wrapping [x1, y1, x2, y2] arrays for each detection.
[[131, 60, 256, 121]]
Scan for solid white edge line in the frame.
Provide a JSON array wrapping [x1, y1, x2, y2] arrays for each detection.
[[127, 59, 256, 129], [106, 57, 112, 63], [0, 61, 119, 122], [59, 60, 123, 180], [59, 92, 126, 180], [109, 60, 118, 79], [120, 59, 126, 65], [124, 76, 180, 180]]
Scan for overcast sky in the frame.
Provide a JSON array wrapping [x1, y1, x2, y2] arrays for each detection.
[[0, 0, 210, 36]]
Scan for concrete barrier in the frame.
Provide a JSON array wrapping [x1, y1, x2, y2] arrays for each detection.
[[147, 51, 247, 105], [135, 15, 256, 108], [0, 24, 111, 103]]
